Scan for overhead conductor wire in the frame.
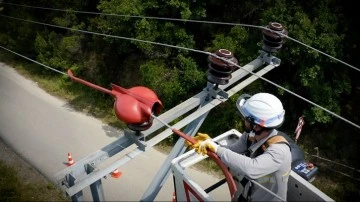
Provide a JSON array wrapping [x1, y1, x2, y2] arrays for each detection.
[[2, 2, 359, 73], [0, 13, 359, 130], [2, 44, 357, 182], [2, 2, 360, 183], [0, 45, 67, 76]]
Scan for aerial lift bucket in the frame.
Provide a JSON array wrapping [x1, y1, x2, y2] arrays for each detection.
[[171, 129, 243, 202]]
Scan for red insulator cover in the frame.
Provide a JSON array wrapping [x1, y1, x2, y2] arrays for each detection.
[[112, 84, 163, 125], [113, 94, 152, 124], [66, 69, 163, 126], [128, 86, 163, 115]]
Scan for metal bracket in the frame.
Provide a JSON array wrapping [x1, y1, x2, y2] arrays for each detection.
[[66, 173, 83, 201], [85, 163, 96, 174], [206, 82, 229, 100], [258, 50, 281, 66], [124, 130, 147, 151]]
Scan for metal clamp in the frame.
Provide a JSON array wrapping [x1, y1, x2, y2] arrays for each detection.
[[258, 50, 281, 66], [124, 130, 147, 151]]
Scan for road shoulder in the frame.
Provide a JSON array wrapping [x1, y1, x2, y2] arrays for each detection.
[[0, 137, 69, 201]]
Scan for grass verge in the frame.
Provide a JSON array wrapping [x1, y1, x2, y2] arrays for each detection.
[[0, 138, 69, 201]]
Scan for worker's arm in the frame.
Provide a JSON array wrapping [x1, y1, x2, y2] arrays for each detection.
[[223, 133, 249, 154], [191, 132, 249, 154], [194, 132, 249, 154], [216, 144, 290, 179]]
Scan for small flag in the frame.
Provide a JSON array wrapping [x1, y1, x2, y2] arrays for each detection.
[[294, 116, 305, 143]]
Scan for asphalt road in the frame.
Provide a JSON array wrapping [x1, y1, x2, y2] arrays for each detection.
[[0, 62, 230, 201]]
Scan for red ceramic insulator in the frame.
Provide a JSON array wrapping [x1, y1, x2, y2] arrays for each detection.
[[207, 49, 239, 85], [262, 22, 288, 53]]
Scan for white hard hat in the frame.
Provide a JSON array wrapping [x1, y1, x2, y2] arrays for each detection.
[[236, 93, 285, 128]]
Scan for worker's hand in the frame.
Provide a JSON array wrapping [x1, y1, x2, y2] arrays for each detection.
[[195, 139, 219, 156], [185, 133, 211, 148]]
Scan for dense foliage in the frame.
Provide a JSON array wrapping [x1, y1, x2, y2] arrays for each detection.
[[1, 0, 359, 201]]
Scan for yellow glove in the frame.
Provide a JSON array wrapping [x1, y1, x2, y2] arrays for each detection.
[[185, 133, 211, 149], [195, 139, 219, 156]]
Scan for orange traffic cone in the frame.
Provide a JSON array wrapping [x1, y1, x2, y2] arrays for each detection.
[[67, 152, 75, 167], [172, 191, 176, 202], [111, 168, 122, 178]]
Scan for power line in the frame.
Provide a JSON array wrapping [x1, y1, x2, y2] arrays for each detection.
[[2, 1, 359, 192], [285, 35, 360, 72], [0, 14, 207, 54], [0, 13, 359, 130], [322, 166, 360, 182], [2, 48, 359, 193], [0, 45, 67, 76], [0, 2, 264, 28], [1, 2, 359, 73], [306, 152, 360, 173]]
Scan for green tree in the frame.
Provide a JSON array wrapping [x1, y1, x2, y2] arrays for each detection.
[[140, 55, 204, 108], [94, 0, 206, 107], [260, 0, 350, 125]]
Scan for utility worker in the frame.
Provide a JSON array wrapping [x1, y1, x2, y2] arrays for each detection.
[[188, 93, 292, 202]]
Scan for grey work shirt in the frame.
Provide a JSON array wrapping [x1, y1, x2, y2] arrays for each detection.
[[216, 129, 292, 201]]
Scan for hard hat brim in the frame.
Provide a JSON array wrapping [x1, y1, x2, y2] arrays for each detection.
[[236, 93, 251, 118]]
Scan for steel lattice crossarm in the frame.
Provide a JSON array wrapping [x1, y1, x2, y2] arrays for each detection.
[[54, 51, 281, 201]]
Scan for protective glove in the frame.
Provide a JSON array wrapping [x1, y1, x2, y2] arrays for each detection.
[[185, 133, 211, 149], [195, 139, 219, 156]]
